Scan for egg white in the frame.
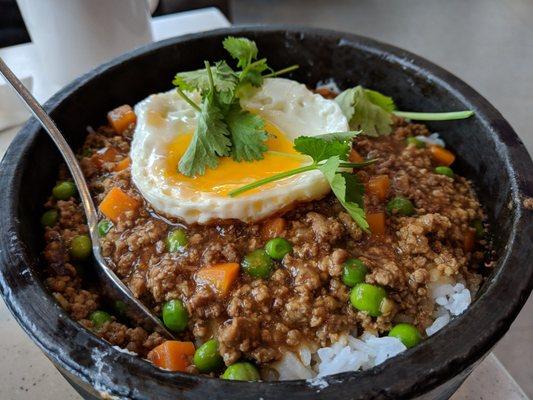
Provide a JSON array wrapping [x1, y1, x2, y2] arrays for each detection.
[[130, 78, 348, 224]]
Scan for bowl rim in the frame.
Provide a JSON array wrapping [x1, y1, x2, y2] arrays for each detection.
[[0, 25, 532, 399]]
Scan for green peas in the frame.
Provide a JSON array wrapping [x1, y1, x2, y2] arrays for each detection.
[[434, 166, 454, 178], [98, 219, 113, 237], [52, 181, 77, 200], [90, 310, 112, 329], [350, 283, 387, 317], [388, 323, 422, 348], [406, 136, 426, 148], [342, 258, 368, 287], [162, 299, 189, 332], [166, 228, 188, 252], [41, 209, 58, 227], [471, 219, 484, 238], [386, 196, 415, 216], [241, 249, 273, 279], [70, 234, 92, 260], [221, 362, 260, 381], [265, 237, 292, 260], [194, 339, 224, 373]]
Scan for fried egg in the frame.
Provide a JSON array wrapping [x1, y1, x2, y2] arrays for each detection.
[[130, 78, 348, 224]]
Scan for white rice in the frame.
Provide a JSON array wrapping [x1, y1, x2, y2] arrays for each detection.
[[315, 333, 406, 377], [272, 334, 406, 380], [426, 282, 472, 336], [272, 281, 472, 380], [271, 349, 315, 380]]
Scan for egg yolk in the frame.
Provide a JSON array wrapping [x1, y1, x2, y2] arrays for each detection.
[[163, 122, 305, 196]]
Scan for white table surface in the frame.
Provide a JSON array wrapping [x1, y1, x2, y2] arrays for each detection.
[[0, 7, 528, 400]]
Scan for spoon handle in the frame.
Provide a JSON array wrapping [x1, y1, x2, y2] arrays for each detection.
[[0, 57, 99, 230], [0, 57, 174, 339]]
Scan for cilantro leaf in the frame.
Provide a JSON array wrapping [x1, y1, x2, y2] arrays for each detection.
[[341, 172, 365, 206], [223, 37, 272, 88], [223, 36, 258, 68], [314, 131, 361, 142], [319, 157, 368, 230], [342, 201, 369, 231], [364, 88, 396, 112], [230, 143, 370, 231], [226, 102, 268, 162], [293, 134, 354, 163], [319, 164, 364, 208], [335, 88, 357, 122], [317, 155, 341, 180], [173, 61, 238, 96], [240, 58, 271, 87], [172, 36, 300, 178], [336, 86, 395, 137], [178, 90, 231, 177]]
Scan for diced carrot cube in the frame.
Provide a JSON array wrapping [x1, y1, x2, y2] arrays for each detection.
[[99, 187, 140, 223], [92, 147, 118, 167], [196, 263, 240, 296], [367, 175, 390, 201], [429, 145, 455, 166], [261, 217, 286, 239], [366, 212, 386, 236], [349, 148, 364, 163], [114, 157, 131, 172], [315, 87, 337, 99], [107, 105, 136, 134], [147, 341, 195, 372]]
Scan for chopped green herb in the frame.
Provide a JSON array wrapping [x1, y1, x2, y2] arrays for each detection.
[[226, 103, 268, 162], [336, 86, 395, 137], [293, 132, 355, 163], [223, 36, 258, 69], [173, 61, 238, 99], [97, 219, 113, 237], [318, 156, 368, 230], [393, 110, 474, 121], [177, 63, 232, 177], [173, 36, 299, 176], [229, 132, 371, 231], [336, 85, 474, 136]]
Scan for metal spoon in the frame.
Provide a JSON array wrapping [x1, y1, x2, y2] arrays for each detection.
[[0, 57, 174, 339]]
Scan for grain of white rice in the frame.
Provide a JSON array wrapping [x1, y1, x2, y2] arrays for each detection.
[[426, 282, 472, 336], [426, 313, 450, 336]]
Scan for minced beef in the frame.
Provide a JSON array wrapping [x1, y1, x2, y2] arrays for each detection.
[[40, 100, 488, 368]]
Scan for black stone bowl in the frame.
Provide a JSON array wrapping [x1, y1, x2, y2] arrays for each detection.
[[0, 26, 532, 400]]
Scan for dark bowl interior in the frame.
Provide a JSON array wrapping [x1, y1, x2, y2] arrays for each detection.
[[0, 26, 532, 400]]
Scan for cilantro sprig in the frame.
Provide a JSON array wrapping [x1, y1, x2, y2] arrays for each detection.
[[229, 131, 374, 231], [336, 85, 474, 137], [172, 37, 298, 176], [177, 62, 232, 176]]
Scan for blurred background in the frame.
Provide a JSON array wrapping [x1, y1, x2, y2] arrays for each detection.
[[2, 0, 532, 154], [0, 0, 531, 398]]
